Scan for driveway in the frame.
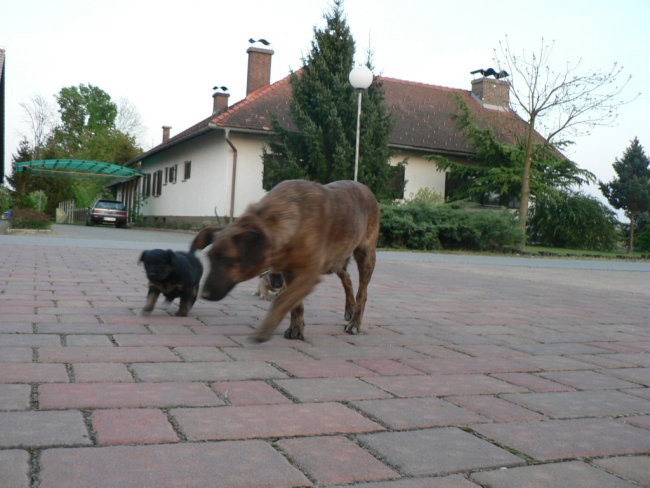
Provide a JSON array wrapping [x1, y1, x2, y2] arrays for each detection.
[[0, 224, 649, 487]]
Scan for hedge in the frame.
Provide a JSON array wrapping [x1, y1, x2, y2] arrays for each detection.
[[379, 201, 523, 251]]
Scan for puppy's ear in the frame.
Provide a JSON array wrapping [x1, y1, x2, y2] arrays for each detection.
[[138, 250, 147, 264], [234, 230, 267, 274], [166, 249, 176, 264]]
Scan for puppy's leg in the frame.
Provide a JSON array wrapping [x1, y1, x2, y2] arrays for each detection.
[[284, 301, 305, 340], [345, 246, 376, 335], [142, 286, 161, 315], [259, 276, 271, 301], [253, 271, 320, 342], [336, 268, 355, 321], [176, 287, 198, 317]]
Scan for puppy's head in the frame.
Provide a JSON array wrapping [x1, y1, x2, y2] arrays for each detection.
[[201, 224, 268, 301], [139, 249, 176, 282]]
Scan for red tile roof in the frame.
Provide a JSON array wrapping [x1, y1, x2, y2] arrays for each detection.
[[133, 73, 534, 162]]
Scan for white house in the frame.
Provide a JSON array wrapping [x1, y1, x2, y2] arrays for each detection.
[[115, 45, 527, 225]]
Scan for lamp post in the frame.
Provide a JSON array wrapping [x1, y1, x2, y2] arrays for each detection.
[[348, 64, 373, 182]]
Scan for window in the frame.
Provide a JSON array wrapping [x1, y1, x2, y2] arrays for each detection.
[[388, 164, 406, 200], [164, 167, 168, 185], [169, 164, 178, 184], [183, 160, 192, 181], [142, 173, 152, 197], [152, 170, 163, 196]]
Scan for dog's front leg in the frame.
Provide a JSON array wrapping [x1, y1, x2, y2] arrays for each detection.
[[253, 272, 320, 342], [142, 286, 161, 315]]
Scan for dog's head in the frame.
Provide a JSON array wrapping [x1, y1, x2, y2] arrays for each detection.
[[190, 226, 222, 252], [201, 222, 269, 301], [139, 249, 177, 282]]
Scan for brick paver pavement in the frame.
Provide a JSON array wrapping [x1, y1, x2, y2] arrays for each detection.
[[1, 226, 649, 487]]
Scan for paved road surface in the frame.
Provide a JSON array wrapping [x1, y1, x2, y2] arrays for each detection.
[[0, 224, 648, 487]]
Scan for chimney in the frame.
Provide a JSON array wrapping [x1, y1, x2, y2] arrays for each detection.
[[246, 46, 274, 96], [162, 126, 171, 143], [212, 92, 230, 114], [471, 77, 510, 109]]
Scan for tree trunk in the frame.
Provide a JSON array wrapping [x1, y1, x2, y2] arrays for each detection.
[[517, 120, 536, 249], [629, 212, 637, 255]]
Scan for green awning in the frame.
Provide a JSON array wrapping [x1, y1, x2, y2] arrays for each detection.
[[16, 159, 144, 180]]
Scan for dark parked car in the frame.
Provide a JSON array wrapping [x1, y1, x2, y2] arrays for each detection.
[[86, 200, 128, 228]]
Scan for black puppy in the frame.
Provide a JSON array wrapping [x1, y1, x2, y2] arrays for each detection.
[[139, 249, 203, 317]]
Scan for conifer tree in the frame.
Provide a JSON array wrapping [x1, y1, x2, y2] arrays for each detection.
[[262, 0, 400, 199], [600, 137, 650, 253]]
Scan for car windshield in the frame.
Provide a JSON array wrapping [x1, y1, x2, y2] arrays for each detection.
[[96, 201, 125, 210]]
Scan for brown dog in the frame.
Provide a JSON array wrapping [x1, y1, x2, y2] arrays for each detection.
[[200, 179, 380, 342]]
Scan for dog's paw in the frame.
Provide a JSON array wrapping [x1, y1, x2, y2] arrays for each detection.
[[283, 327, 304, 341], [141, 308, 153, 316], [344, 322, 360, 335]]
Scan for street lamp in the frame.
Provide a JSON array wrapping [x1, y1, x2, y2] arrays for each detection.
[[349, 64, 373, 182]]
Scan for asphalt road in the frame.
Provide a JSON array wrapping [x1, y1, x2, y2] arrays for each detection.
[[2, 223, 650, 274]]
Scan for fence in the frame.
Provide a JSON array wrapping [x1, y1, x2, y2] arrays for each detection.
[[56, 200, 88, 225]]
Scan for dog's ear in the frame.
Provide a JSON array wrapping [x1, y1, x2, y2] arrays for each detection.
[[234, 230, 267, 274], [166, 249, 176, 264], [138, 250, 147, 264]]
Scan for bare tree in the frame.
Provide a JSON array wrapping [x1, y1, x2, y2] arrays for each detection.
[[115, 97, 145, 143], [20, 94, 57, 159], [496, 37, 636, 245]]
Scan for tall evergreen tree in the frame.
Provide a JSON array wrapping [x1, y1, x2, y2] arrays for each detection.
[[600, 137, 650, 253], [262, 0, 400, 199]]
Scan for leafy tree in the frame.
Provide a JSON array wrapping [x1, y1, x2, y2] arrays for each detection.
[[262, 0, 401, 200], [600, 137, 650, 253], [527, 191, 619, 251], [436, 97, 595, 206], [496, 37, 634, 245]]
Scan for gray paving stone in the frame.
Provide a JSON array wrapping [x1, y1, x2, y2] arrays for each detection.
[[40, 441, 310, 488], [0, 411, 91, 448], [0, 450, 30, 488], [474, 418, 650, 461], [351, 397, 487, 429], [594, 456, 650, 486], [501, 390, 650, 418], [358, 427, 523, 476], [471, 461, 640, 488]]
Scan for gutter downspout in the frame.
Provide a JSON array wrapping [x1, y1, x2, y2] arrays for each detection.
[[224, 128, 238, 222]]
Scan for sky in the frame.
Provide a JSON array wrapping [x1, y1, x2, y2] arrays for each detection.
[[2, 0, 649, 213]]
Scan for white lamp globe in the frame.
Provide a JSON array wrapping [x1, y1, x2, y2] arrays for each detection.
[[349, 65, 373, 89]]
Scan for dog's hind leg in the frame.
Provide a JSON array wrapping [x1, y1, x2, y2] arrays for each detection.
[[336, 268, 355, 321], [254, 271, 320, 342], [345, 246, 376, 335]]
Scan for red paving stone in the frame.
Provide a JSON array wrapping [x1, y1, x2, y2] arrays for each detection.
[[171, 402, 384, 440], [211, 380, 293, 405], [92, 408, 179, 445], [2, 234, 650, 487], [39, 382, 224, 409], [277, 436, 399, 484]]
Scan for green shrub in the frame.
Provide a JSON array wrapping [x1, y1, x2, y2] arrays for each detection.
[[528, 191, 619, 251], [10, 208, 52, 229], [379, 201, 523, 251], [636, 228, 650, 251]]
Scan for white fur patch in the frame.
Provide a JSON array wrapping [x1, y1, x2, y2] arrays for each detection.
[[194, 244, 212, 297]]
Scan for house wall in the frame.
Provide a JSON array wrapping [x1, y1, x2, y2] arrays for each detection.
[[125, 133, 447, 223], [133, 130, 267, 221], [393, 152, 446, 200]]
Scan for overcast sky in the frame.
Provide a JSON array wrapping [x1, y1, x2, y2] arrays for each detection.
[[2, 0, 649, 208]]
